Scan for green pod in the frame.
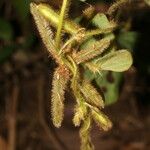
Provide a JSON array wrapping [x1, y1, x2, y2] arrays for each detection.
[[36, 3, 82, 34]]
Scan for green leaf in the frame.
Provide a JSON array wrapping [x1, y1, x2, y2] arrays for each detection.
[[95, 72, 123, 105], [91, 13, 116, 41], [117, 31, 139, 50], [92, 13, 110, 29], [0, 18, 13, 40], [85, 50, 132, 73], [96, 50, 133, 72]]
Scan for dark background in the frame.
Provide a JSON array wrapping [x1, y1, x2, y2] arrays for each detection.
[[0, 0, 150, 150]]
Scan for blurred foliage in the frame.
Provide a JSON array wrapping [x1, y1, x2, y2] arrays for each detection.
[[12, 0, 31, 21], [0, 18, 14, 40], [145, 0, 150, 6], [0, 45, 15, 63], [95, 72, 122, 105], [0, 0, 36, 64], [117, 31, 139, 51]]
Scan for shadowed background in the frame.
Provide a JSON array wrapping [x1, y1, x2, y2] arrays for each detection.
[[0, 0, 150, 150]]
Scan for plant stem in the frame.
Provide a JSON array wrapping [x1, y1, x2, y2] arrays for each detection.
[[55, 0, 69, 50], [67, 56, 85, 106]]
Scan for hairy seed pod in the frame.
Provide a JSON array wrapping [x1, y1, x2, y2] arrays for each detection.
[[51, 65, 70, 127], [80, 80, 104, 109], [83, 5, 95, 19], [107, 0, 129, 16], [92, 109, 112, 131], [73, 39, 110, 64], [73, 102, 87, 126], [30, 3, 62, 64]]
